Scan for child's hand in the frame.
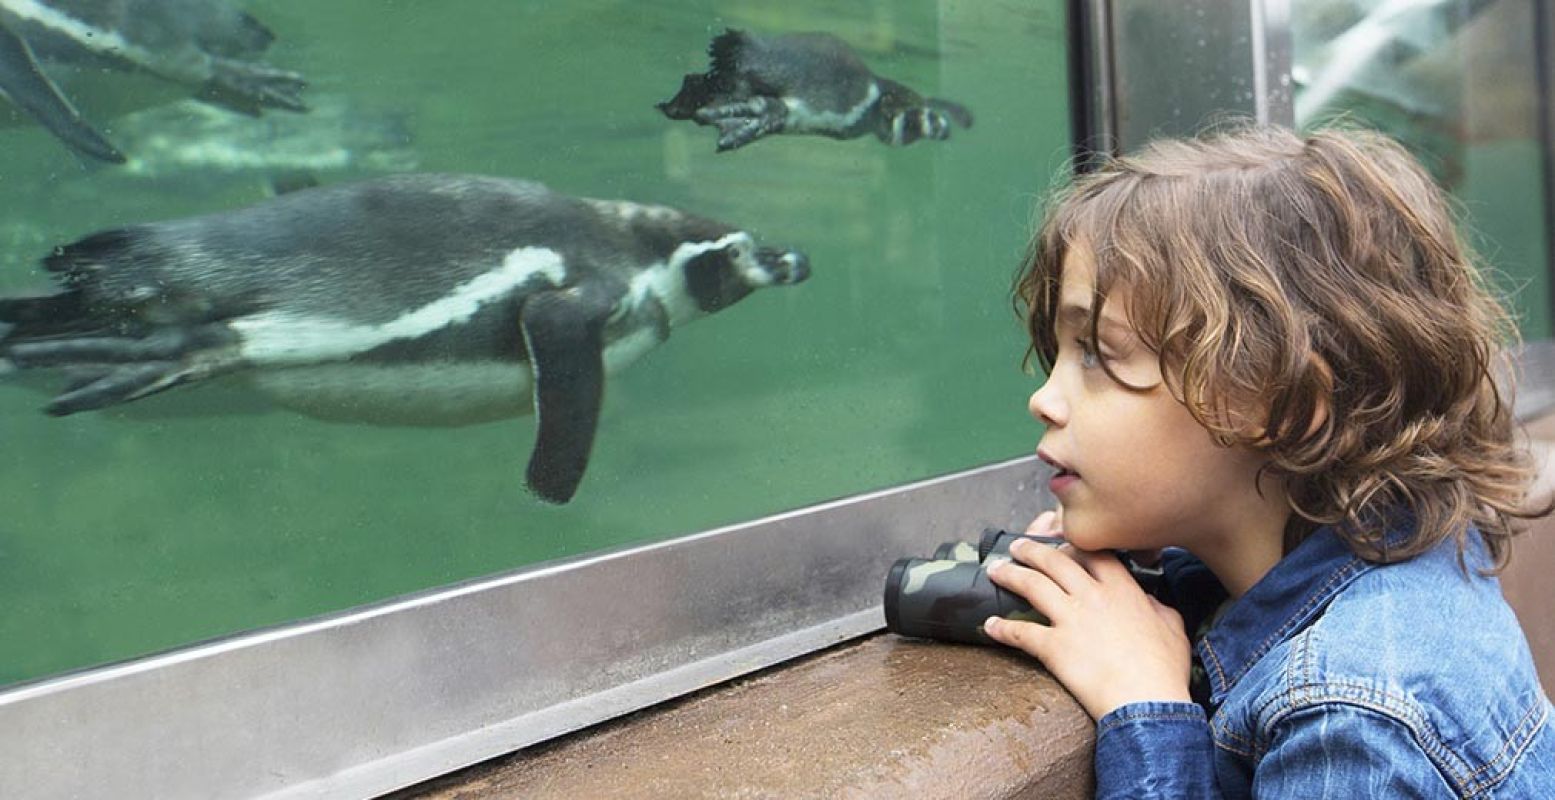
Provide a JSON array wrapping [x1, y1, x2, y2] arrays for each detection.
[[982, 528, 1192, 721]]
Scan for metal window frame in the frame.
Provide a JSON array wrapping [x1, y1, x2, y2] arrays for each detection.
[[1069, 0, 1295, 165], [1537, 0, 1555, 327]]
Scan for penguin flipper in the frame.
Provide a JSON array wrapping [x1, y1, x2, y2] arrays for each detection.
[[518, 285, 618, 504], [0, 23, 124, 163]]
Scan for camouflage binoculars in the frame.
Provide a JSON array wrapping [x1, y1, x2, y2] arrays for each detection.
[[883, 528, 1163, 645]]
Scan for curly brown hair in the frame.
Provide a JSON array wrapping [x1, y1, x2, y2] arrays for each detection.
[[1014, 124, 1546, 569]]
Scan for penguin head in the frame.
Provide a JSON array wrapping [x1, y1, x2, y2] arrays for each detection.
[[662, 231, 809, 324]]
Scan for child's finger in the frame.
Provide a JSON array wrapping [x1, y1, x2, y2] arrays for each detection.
[[982, 615, 1051, 659], [1008, 536, 1092, 594], [986, 557, 1069, 614], [1024, 510, 1058, 536]]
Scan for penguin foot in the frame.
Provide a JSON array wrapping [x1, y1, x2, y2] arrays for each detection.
[[45, 361, 188, 415], [4, 325, 238, 414], [694, 98, 787, 152], [712, 117, 785, 152], [6, 328, 215, 368], [200, 58, 308, 115], [691, 97, 783, 122]]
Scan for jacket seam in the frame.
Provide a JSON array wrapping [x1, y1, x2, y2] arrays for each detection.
[[1201, 640, 1230, 697], [1211, 736, 1253, 758], [1210, 719, 1256, 756], [1458, 699, 1548, 793], [1097, 710, 1206, 737]]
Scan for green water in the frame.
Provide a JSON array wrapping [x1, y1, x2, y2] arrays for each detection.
[[0, 1, 1074, 685]]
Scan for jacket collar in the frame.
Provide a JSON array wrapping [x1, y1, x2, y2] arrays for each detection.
[[1193, 522, 1414, 706]]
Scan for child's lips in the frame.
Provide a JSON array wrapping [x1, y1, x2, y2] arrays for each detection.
[[1038, 449, 1080, 493], [1037, 448, 1078, 477]]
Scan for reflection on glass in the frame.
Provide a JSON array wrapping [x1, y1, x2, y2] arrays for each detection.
[[0, 1, 1071, 686], [1293, 0, 1550, 336]]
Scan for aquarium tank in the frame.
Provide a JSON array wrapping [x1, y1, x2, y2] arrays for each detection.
[[0, 0, 1074, 688]]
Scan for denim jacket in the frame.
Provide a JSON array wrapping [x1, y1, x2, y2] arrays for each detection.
[[1094, 523, 1555, 798]]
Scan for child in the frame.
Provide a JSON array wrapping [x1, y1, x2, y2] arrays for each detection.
[[981, 125, 1555, 797]]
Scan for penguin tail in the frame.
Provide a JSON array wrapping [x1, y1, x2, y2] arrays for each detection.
[[43, 228, 141, 277], [0, 290, 94, 340], [656, 72, 712, 120], [707, 29, 749, 77]]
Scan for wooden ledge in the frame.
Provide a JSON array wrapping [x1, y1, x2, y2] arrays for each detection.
[[393, 635, 1094, 799]]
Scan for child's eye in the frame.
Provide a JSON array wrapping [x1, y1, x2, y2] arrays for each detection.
[[1075, 338, 1101, 369]]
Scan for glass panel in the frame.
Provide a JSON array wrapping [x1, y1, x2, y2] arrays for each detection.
[[0, 1, 1071, 686], [1292, 0, 1551, 337]]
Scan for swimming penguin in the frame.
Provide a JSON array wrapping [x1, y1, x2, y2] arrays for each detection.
[[0, 0, 306, 163], [0, 174, 810, 504], [658, 29, 972, 152]]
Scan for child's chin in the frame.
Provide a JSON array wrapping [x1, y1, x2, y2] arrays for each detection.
[[1061, 521, 1125, 553], [1059, 526, 1105, 552]]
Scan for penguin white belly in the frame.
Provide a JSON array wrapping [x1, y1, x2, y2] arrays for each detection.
[[252, 362, 533, 426], [247, 328, 664, 427], [781, 82, 879, 134]]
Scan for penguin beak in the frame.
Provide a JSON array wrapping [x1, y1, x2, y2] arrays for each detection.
[[757, 248, 810, 285]]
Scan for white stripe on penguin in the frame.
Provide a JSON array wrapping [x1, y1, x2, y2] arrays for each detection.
[[232, 247, 567, 364]]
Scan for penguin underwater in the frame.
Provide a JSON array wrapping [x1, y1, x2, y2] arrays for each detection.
[[0, 174, 811, 504], [658, 28, 972, 152], [0, 0, 306, 163]]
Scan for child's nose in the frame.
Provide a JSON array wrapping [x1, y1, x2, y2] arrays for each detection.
[[1029, 377, 1066, 426]]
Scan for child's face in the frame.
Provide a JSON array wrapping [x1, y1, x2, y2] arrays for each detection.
[[1029, 248, 1283, 554]]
